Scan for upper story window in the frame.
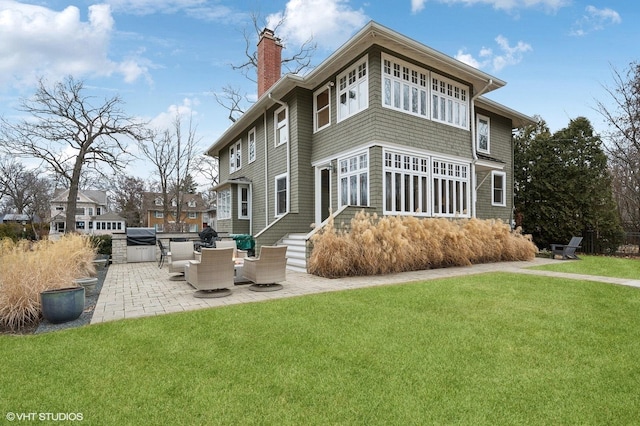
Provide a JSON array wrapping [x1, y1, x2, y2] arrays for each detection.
[[155, 211, 163, 218], [154, 198, 162, 206], [86, 208, 94, 216], [275, 107, 288, 147], [55, 206, 64, 211], [248, 128, 256, 163], [337, 56, 368, 123], [338, 152, 369, 207], [477, 115, 490, 153], [314, 86, 331, 132], [187, 199, 196, 208], [171, 199, 177, 207], [432, 74, 468, 129], [382, 54, 428, 118], [230, 140, 242, 172]]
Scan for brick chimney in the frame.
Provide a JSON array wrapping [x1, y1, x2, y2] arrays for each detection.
[[257, 28, 283, 98]]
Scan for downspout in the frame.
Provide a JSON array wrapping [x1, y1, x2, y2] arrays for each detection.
[[470, 79, 493, 218], [263, 109, 268, 228]]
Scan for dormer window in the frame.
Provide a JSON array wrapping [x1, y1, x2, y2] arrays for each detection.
[[155, 198, 163, 206], [188, 199, 196, 208]]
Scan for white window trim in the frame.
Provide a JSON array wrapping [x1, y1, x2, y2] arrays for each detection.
[[248, 127, 256, 163], [491, 171, 507, 207], [188, 211, 197, 219], [381, 53, 429, 119], [274, 106, 288, 147], [313, 86, 331, 132], [238, 185, 250, 220], [234, 140, 242, 171], [431, 72, 469, 130], [383, 149, 431, 216], [336, 55, 369, 123], [218, 189, 231, 220], [338, 151, 369, 208], [477, 114, 491, 154], [274, 173, 289, 217], [432, 158, 471, 218]]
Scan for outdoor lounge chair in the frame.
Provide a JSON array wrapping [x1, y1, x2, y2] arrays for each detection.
[[185, 247, 235, 298], [167, 241, 196, 280], [551, 236, 583, 260], [243, 245, 287, 292]]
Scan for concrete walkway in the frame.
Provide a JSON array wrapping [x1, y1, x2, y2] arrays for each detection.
[[91, 257, 640, 324]]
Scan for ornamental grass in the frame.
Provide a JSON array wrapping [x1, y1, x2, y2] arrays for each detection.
[[0, 234, 97, 331], [308, 211, 537, 278]]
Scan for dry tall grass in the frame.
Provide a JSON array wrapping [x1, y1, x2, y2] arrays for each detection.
[[0, 234, 97, 331], [308, 211, 537, 278]]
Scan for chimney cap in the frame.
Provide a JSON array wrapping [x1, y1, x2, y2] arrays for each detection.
[[259, 28, 281, 43]]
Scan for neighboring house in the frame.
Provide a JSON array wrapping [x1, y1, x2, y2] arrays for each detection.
[[0, 213, 42, 224], [50, 189, 125, 236], [142, 192, 208, 233], [205, 21, 535, 271]]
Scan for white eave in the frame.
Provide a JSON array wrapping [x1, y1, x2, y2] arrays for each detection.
[[475, 96, 536, 129], [206, 20, 513, 157]]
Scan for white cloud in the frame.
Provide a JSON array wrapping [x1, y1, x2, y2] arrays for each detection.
[[266, 0, 368, 52], [411, 0, 570, 13], [0, 1, 150, 89], [571, 5, 621, 36], [455, 35, 531, 72], [149, 98, 198, 131]]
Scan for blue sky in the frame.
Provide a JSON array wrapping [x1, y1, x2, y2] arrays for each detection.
[[0, 0, 636, 181]]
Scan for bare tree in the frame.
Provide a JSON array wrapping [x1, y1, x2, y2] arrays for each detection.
[[0, 157, 52, 217], [0, 76, 146, 233], [216, 12, 317, 122], [138, 112, 201, 232], [111, 174, 146, 227], [596, 62, 640, 231]]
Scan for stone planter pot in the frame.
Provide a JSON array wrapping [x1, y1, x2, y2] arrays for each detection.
[[40, 286, 85, 324], [74, 277, 98, 295]]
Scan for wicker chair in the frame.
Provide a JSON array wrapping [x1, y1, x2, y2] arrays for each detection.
[[167, 241, 196, 280], [243, 245, 287, 292], [186, 247, 235, 298]]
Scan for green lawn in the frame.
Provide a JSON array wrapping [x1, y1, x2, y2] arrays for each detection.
[[2, 272, 640, 425], [532, 254, 640, 279]]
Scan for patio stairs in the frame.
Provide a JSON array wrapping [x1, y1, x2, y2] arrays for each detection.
[[281, 233, 308, 273]]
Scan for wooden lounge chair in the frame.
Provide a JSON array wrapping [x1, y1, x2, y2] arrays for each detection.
[[186, 247, 234, 298], [243, 245, 288, 292], [551, 236, 583, 260], [167, 241, 196, 280]]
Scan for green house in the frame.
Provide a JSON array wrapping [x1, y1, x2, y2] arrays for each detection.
[[206, 21, 535, 272]]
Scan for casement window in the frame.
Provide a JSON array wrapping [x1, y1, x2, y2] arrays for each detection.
[[275, 174, 288, 216], [218, 189, 231, 220], [382, 54, 428, 118], [314, 87, 331, 131], [477, 115, 490, 153], [338, 152, 369, 207], [248, 128, 256, 163], [431, 74, 468, 129], [155, 211, 163, 219], [384, 150, 430, 216], [337, 56, 368, 122], [230, 140, 242, 172], [492, 171, 506, 206], [238, 185, 250, 219], [275, 107, 288, 147], [432, 159, 470, 217], [188, 212, 197, 219]]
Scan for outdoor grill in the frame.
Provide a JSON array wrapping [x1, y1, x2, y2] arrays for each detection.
[[126, 227, 157, 263]]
